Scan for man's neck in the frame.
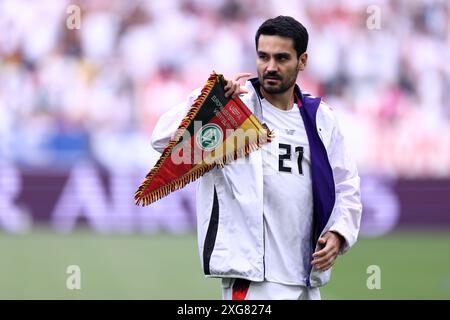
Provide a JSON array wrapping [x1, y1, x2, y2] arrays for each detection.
[[260, 86, 296, 111]]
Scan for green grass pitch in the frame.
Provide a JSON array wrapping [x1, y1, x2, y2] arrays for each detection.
[[0, 228, 449, 299]]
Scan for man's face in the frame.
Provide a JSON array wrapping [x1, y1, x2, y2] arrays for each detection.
[[256, 35, 305, 94]]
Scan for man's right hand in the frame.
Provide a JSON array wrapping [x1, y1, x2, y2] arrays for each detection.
[[224, 72, 252, 98]]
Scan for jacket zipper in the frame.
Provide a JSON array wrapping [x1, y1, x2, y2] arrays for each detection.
[[262, 212, 266, 280], [306, 235, 315, 287]]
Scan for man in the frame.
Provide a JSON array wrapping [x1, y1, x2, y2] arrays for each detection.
[[151, 16, 362, 300]]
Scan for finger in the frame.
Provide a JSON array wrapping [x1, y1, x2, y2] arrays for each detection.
[[315, 261, 334, 272], [234, 72, 252, 81], [312, 247, 339, 267], [224, 86, 234, 97], [312, 250, 333, 265], [318, 232, 331, 244], [224, 80, 232, 90], [312, 240, 332, 258], [313, 234, 334, 257], [226, 84, 236, 98], [231, 83, 240, 98], [312, 256, 332, 268], [322, 264, 334, 271], [315, 256, 336, 271], [316, 237, 327, 250], [312, 248, 327, 258], [313, 253, 336, 268], [234, 86, 249, 97], [313, 243, 339, 258], [312, 247, 338, 266]]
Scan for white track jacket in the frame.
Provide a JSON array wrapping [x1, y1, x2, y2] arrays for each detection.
[[151, 78, 362, 287]]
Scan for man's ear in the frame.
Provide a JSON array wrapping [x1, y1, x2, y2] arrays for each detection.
[[298, 52, 308, 71]]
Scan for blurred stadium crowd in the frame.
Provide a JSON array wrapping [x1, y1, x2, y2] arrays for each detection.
[[0, 0, 449, 176]]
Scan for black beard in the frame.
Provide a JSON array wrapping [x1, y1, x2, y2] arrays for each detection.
[[262, 81, 291, 94], [261, 75, 296, 94]]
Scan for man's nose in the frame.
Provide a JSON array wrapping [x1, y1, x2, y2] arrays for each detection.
[[266, 58, 278, 72]]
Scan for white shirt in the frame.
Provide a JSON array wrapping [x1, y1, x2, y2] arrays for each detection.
[[261, 99, 313, 285]]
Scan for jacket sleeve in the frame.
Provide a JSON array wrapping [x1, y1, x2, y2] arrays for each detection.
[[326, 111, 363, 255], [151, 88, 201, 153]]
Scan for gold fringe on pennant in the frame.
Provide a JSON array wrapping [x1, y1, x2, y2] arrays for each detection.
[[135, 162, 216, 206]]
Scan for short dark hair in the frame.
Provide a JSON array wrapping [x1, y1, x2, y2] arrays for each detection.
[[255, 16, 309, 57]]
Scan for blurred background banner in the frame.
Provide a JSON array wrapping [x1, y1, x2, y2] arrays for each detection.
[[0, 0, 449, 299], [2, 163, 450, 236], [1, 0, 449, 233]]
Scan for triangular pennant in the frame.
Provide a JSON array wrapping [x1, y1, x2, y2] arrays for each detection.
[[135, 72, 273, 206]]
